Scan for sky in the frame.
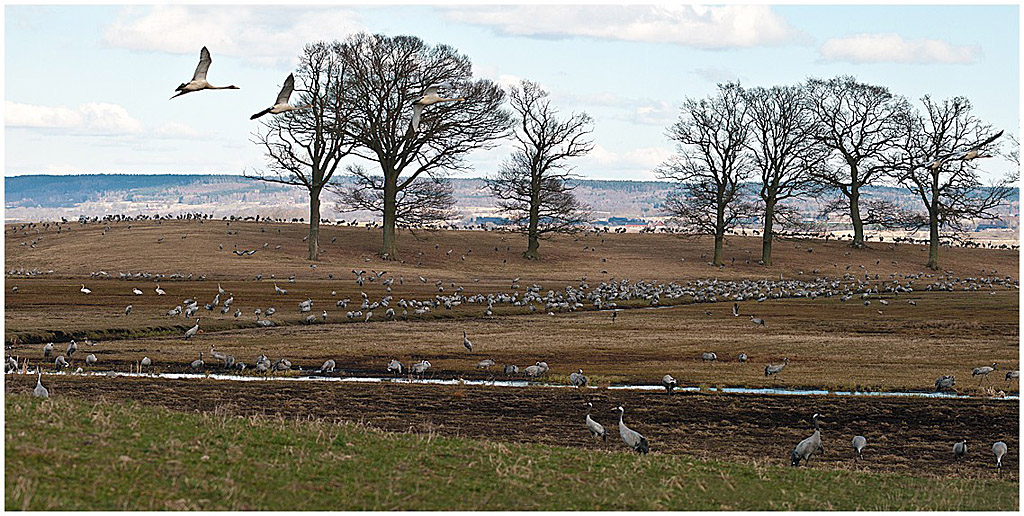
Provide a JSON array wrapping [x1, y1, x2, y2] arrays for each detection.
[[3, 3, 1020, 182]]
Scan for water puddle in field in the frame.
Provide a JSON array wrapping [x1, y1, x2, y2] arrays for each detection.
[[10, 370, 1017, 400]]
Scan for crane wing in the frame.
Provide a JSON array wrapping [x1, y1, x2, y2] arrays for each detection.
[[276, 73, 295, 105], [976, 129, 1005, 150], [193, 46, 212, 81]]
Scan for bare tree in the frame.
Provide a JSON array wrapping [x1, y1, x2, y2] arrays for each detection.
[[659, 82, 756, 265], [744, 83, 827, 266], [248, 42, 353, 261], [805, 76, 909, 248], [485, 80, 593, 260], [887, 95, 1012, 269], [335, 165, 457, 228], [338, 33, 511, 259]]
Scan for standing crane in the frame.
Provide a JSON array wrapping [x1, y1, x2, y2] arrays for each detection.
[[791, 413, 824, 466], [33, 371, 49, 398], [585, 402, 606, 442], [612, 406, 649, 454], [184, 319, 201, 340]]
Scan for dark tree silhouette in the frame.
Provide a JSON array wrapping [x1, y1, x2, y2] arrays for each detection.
[[248, 42, 353, 261], [335, 165, 457, 228], [485, 80, 593, 260], [805, 76, 909, 248], [338, 33, 511, 259], [744, 83, 828, 266], [659, 82, 756, 266], [887, 95, 1013, 269]]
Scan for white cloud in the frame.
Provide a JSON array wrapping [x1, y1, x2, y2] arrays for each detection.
[[103, 6, 364, 65], [819, 34, 981, 64], [690, 66, 742, 85], [5, 101, 143, 134], [553, 92, 678, 127], [443, 5, 804, 49], [154, 121, 206, 139], [583, 144, 673, 173]]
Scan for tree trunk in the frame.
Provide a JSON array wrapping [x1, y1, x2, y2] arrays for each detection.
[[849, 188, 864, 248], [927, 211, 940, 270], [381, 174, 399, 260], [761, 201, 775, 266], [307, 186, 322, 261], [524, 192, 541, 260], [713, 229, 725, 266]]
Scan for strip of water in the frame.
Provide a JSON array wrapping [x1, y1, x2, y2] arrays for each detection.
[[9, 370, 1017, 400]]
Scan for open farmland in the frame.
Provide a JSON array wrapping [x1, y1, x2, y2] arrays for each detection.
[[5, 219, 1019, 510]]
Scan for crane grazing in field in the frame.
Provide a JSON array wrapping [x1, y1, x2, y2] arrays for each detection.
[[55, 355, 69, 370], [504, 364, 519, 375], [662, 374, 678, 394], [1006, 370, 1019, 382], [613, 406, 649, 454], [852, 435, 867, 462], [42, 342, 53, 359], [570, 369, 587, 388], [476, 359, 495, 370], [184, 319, 201, 340], [411, 360, 431, 375], [250, 73, 309, 119], [750, 315, 766, 327], [701, 352, 717, 363], [155, 284, 166, 296], [972, 363, 997, 384], [733, 302, 739, 317], [585, 402, 606, 441], [463, 331, 473, 352], [387, 359, 403, 375], [991, 444, 1007, 475], [524, 363, 544, 377], [132, 287, 144, 295], [124, 304, 132, 316], [408, 84, 465, 136], [140, 356, 152, 371], [171, 47, 239, 99], [791, 413, 823, 466], [319, 359, 336, 374], [935, 375, 956, 391], [85, 354, 97, 366], [80, 284, 92, 295], [275, 284, 288, 295], [66, 340, 77, 358], [953, 440, 968, 462], [765, 358, 788, 384], [191, 352, 205, 371], [33, 371, 49, 398], [738, 353, 748, 363]]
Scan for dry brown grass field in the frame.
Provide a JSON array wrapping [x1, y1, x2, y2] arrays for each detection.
[[4, 219, 1020, 484]]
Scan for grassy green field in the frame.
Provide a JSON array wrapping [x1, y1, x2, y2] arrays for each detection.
[[5, 395, 1017, 511]]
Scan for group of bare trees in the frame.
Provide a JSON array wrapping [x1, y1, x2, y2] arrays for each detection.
[[660, 76, 1014, 269], [250, 35, 590, 261], [248, 37, 1012, 271]]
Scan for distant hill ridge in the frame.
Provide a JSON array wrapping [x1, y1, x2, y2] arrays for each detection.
[[4, 174, 1019, 229]]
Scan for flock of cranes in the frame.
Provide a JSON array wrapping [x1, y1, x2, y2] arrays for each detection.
[[170, 46, 463, 134], [10, 216, 1018, 478]]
